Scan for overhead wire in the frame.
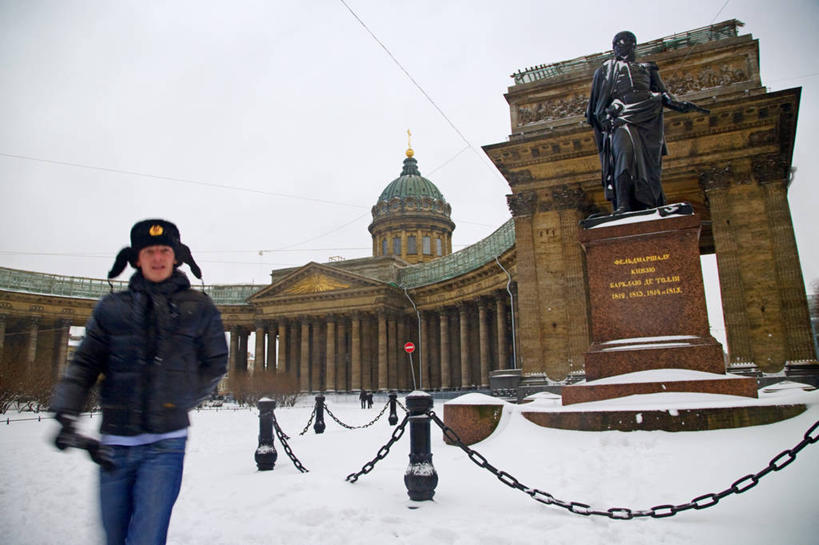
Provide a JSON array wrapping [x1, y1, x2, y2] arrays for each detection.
[[0, 152, 367, 210], [336, 0, 505, 182]]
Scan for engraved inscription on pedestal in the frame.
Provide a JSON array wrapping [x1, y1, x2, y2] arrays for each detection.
[[578, 205, 726, 380]]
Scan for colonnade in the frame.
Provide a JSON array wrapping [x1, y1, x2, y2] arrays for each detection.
[[0, 288, 516, 395], [0, 314, 74, 383], [232, 289, 516, 392]]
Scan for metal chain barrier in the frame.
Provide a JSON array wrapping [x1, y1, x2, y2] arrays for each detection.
[[396, 399, 407, 413], [429, 410, 819, 519], [272, 412, 309, 473], [345, 413, 410, 483], [325, 401, 391, 430], [298, 407, 316, 436]]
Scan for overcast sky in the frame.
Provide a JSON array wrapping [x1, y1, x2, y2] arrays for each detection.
[[1, 0, 817, 297]]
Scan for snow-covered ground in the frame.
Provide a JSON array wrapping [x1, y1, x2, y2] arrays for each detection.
[[2, 388, 818, 545]]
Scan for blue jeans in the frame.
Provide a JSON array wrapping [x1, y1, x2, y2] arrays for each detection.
[[99, 437, 187, 545]]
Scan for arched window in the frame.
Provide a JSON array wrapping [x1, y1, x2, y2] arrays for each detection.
[[422, 236, 431, 255], [407, 235, 417, 255]]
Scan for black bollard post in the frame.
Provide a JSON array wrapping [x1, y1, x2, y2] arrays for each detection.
[[404, 391, 438, 501], [388, 391, 398, 426], [255, 397, 278, 471], [313, 395, 326, 434]]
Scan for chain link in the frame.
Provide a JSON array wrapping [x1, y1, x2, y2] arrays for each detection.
[[272, 413, 309, 473], [324, 401, 391, 430], [345, 414, 410, 483], [428, 409, 818, 519], [298, 407, 316, 436]]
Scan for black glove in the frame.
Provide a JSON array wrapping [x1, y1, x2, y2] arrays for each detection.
[[54, 413, 115, 471], [86, 440, 116, 472], [54, 413, 79, 451]]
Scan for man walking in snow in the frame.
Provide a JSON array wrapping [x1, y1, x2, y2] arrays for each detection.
[[51, 219, 228, 545]]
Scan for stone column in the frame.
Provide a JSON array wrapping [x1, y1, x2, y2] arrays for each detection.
[[254, 322, 266, 374], [388, 314, 398, 389], [325, 317, 336, 392], [311, 318, 323, 391], [506, 191, 538, 375], [351, 312, 362, 391], [362, 314, 373, 390], [704, 181, 754, 365], [377, 311, 388, 391], [300, 319, 310, 392], [56, 319, 71, 378], [229, 325, 239, 372], [761, 179, 816, 362], [238, 328, 249, 372], [289, 321, 298, 377], [478, 299, 490, 387], [337, 318, 348, 392], [26, 317, 40, 373], [439, 308, 451, 389], [458, 303, 471, 388], [277, 320, 287, 374], [420, 312, 430, 390], [496, 295, 509, 369], [505, 185, 590, 379], [0, 314, 6, 367], [397, 316, 408, 390], [266, 321, 277, 373], [559, 204, 591, 376]]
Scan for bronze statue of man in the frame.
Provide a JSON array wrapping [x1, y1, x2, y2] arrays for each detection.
[[586, 31, 707, 214]]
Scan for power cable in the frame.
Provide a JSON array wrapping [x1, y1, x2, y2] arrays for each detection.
[[0, 152, 367, 210], [337, 0, 504, 181]]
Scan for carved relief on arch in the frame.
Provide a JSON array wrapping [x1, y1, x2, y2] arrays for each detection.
[[507, 191, 537, 218], [662, 61, 750, 96], [515, 94, 588, 127]]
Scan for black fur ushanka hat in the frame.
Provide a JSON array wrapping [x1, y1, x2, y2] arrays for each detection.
[[107, 219, 202, 279]]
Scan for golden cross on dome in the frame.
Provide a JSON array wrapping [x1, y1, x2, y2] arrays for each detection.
[[406, 129, 414, 157]]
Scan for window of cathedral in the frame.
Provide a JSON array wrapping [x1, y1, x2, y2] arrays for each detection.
[[407, 235, 417, 255], [422, 236, 431, 255], [382, 238, 388, 256], [436, 238, 443, 256], [393, 237, 401, 256]]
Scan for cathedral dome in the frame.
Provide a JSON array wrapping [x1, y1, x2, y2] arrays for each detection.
[[369, 146, 455, 264], [377, 154, 446, 203]]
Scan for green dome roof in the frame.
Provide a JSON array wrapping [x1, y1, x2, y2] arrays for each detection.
[[377, 155, 446, 203]]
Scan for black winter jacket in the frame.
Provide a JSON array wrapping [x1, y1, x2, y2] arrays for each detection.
[[51, 270, 228, 435]]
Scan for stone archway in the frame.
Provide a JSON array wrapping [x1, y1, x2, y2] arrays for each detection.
[[484, 21, 817, 380]]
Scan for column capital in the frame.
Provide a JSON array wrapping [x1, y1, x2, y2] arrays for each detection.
[[698, 164, 734, 192], [545, 183, 587, 212], [506, 190, 536, 218], [752, 154, 790, 185]]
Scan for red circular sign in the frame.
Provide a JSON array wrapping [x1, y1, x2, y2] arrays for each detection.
[[403, 341, 416, 353]]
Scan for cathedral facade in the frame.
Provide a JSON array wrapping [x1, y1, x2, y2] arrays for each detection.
[[1, 20, 816, 394]]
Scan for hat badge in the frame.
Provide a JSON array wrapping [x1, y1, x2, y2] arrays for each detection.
[[149, 224, 164, 236]]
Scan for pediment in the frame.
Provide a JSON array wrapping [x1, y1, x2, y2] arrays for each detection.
[[248, 262, 385, 301]]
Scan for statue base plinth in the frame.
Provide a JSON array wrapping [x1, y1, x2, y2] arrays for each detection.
[[584, 335, 725, 381], [562, 369, 757, 405]]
